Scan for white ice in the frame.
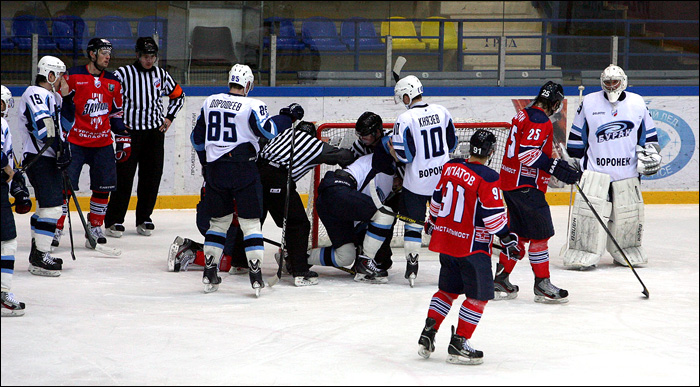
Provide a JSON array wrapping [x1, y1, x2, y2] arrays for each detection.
[[1, 205, 698, 386]]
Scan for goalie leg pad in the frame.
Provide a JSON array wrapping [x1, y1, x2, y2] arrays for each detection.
[[203, 214, 234, 267], [1, 238, 18, 292], [362, 208, 395, 260], [562, 171, 611, 269], [32, 206, 62, 253], [307, 243, 356, 267], [607, 178, 647, 266], [238, 217, 264, 264]]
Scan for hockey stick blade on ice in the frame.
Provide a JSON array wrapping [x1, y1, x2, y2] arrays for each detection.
[[392, 56, 406, 82]]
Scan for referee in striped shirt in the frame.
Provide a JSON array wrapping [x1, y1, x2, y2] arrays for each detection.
[[105, 37, 185, 237]]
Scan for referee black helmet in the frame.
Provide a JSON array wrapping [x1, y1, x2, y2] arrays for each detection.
[[355, 111, 383, 137], [296, 121, 316, 138], [469, 129, 497, 157], [135, 37, 159, 56]]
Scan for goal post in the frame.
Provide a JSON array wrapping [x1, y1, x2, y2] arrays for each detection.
[[307, 121, 512, 248]]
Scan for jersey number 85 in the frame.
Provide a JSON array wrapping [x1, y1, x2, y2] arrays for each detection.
[[207, 111, 237, 143]]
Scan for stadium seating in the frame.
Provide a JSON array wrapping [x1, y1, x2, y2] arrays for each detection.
[[52, 16, 88, 52], [340, 18, 385, 51], [1, 21, 15, 50], [264, 17, 305, 51], [380, 17, 426, 50], [420, 17, 458, 50], [94, 15, 135, 52], [137, 16, 167, 50], [301, 17, 347, 51], [11, 15, 56, 50]]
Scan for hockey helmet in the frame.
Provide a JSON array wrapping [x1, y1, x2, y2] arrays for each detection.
[[469, 129, 497, 157], [37, 56, 66, 86], [86, 38, 113, 58], [1, 85, 13, 117], [296, 121, 316, 138], [394, 75, 423, 108], [355, 111, 383, 138], [228, 64, 254, 95], [600, 64, 627, 103], [135, 36, 159, 55]]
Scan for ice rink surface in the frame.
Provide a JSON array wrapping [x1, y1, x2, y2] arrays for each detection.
[[1, 204, 698, 386]]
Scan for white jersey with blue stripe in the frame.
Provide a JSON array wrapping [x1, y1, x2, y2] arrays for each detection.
[[2, 118, 14, 185], [567, 90, 658, 182], [19, 86, 62, 158], [391, 103, 457, 195], [344, 154, 394, 203]]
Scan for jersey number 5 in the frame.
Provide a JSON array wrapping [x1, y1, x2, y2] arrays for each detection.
[[207, 111, 237, 143]]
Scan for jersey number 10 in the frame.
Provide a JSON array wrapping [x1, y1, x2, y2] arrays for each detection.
[[420, 127, 445, 159]]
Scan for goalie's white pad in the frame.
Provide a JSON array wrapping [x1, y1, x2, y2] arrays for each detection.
[[607, 177, 647, 266], [562, 171, 611, 269], [307, 243, 355, 267]]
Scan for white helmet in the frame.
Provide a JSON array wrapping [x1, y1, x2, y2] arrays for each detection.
[[600, 64, 627, 103], [394, 75, 423, 108], [1, 85, 13, 117], [37, 55, 66, 87], [228, 64, 254, 95]]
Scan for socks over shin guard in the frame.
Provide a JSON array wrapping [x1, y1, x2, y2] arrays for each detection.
[[528, 239, 551, 279], [88, 191, 110, 226], [427, 290, 458, 330], [456, 298, 487, 339]]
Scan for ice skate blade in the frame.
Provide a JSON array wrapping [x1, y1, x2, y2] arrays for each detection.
[[167, 244, 179, 272], [534, 295, 569, 304], [354, 274, 388, 284], [418, 345, 432, 359], [28, 266, 61, 277], [203, 283, 219, 293], [408, 277, 415, 287], [493, 291, 518, 301], [446, 354, 483, 365], [1, 309, 25, 317], [255, 287, 261, 297], [294, 277, 319, 287]]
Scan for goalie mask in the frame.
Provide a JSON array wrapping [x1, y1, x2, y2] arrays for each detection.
[[228, 64, 254, 96], [469, 129, 497, 157], [37, 56, 66, 88], [394, 75, 423, 109], [600, 64, 627, 103], [1, 85, 13, 117]]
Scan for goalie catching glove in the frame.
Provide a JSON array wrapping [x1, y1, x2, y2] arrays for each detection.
[[636, 144, 662, 176], [10, 171, 32, 214], [114, 134, 131, 163], [547, 158, 582, 185]]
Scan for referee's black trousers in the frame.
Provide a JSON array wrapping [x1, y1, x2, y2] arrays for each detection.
[[105, 129, 165, 228], [258, 162, 312, 274]]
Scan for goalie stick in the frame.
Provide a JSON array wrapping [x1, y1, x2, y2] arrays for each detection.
[[560, 85, 585, 256]]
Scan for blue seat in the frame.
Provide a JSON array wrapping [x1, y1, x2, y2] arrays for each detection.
[[1, 21, 15, 50], [190, 26, 236, 65], [11, 15, 56, 50], [137, 16, 167, 50], [341, 18, 384, 51], [263, 17, 305, 51], [301, 17, 347, 52], [94, 16, 134, 52], [53, 15, 87, 51]]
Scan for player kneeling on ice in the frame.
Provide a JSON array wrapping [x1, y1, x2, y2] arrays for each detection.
[[417, 129, 519, 365], [562, 64, 661, 269], [307, 149, 397, 284]]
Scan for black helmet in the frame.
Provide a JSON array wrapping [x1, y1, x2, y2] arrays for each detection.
[[469, 129, 497, 157], [296, 121, 316, 138], [86, 38, 112, 58], [135, 36, 158, 55], [355, 111, 383, 137], [537, 81, 565, 103]]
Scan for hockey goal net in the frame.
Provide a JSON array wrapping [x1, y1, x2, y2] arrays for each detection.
[[306, 121, 512, 248]]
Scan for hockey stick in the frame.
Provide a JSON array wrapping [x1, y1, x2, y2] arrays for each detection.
[[560, 85, 584, 256], [61, 173, 76, 261], [266, 123, 299, 287], [262, 237, 356, 276], [16, 136, 55, 174], [555, 144, 649, 298], [393, 56, 407, 82], [62, 172, 121, 257]]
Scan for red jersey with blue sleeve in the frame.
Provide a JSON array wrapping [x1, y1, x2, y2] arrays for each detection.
[[499, 106, 554, 193], [64, 65, 126, 148], [428, 159, 509, 258]]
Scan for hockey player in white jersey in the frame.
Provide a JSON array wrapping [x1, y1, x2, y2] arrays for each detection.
[[563, 64, 661, 269], [191, 64, 282, 296], [391, 75, 458, 286]]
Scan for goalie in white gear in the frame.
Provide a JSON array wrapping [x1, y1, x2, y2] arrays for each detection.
[[563, 64, 661, 269]]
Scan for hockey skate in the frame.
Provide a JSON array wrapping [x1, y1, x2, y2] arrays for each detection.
[[167, 236, 197, 272], [85, 224, 107, 248], [353, 255, 387, 284], [51, 227, 63, 250], [28, 242, 62, 277], [534, 277, 569, 304], [106, 223, 125, 238], [446, 326, 484, 365], [137, 222, 155, 236], [202, 256, 221, 293], [248, 259, 265, 297], [293, 270, 319, 287], [493, 263, 519, 300], [405, 254, 419, 287], [1, 292, 26, 317], [418, 317, 437, 359]]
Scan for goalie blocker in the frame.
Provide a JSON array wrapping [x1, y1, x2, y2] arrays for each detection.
[[562, 170, 646, 269]]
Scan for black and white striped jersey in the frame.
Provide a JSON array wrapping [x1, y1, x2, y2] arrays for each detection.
[[114, 61, 184, 130]]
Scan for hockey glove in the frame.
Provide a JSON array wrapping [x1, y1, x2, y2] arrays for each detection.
[[499, 233, 521, 260], [424, 216, 436, 236], [636, 144, 662, 176], [56, 139, 72, 171], [548, 158, 582, 185], [10, 172, 32, 214], [279, 103, 304, 121], [114, 134, 131, 163]]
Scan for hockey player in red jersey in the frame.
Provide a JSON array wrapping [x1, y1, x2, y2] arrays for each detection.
[[61, 38, 130, 250], [495, 81, 581, 303], [417, 129, 519, 365]]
